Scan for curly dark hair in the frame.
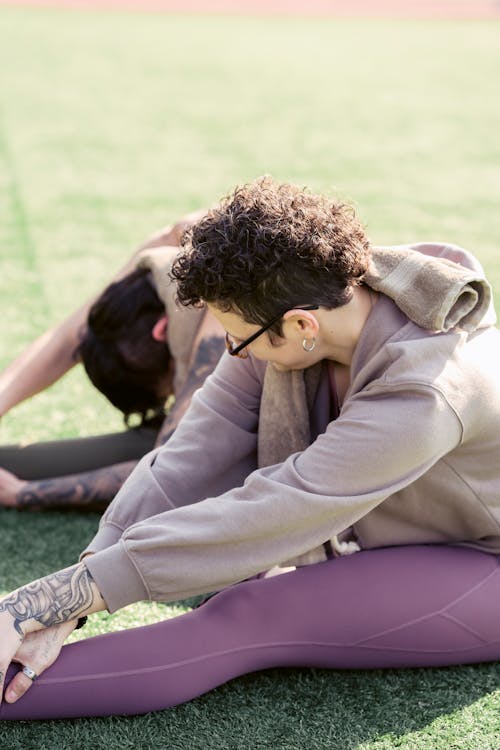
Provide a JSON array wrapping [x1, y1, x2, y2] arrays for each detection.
[[76, 268, 172, 425], [171, 176, 371, 336]]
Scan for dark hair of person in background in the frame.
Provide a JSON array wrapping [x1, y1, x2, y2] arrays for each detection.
[[172, 176, 371, 339], [77, 268, 172, 427]]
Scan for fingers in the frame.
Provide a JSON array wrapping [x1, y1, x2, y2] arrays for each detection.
[[3, 619, 78, 704], [4, 669, 36, 704], [0, 611, 26, 706]]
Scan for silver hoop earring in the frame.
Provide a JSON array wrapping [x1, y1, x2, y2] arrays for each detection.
[[302, 337, 316, 352]]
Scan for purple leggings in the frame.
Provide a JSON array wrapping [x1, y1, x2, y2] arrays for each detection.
[[1, 545, 499, 721]]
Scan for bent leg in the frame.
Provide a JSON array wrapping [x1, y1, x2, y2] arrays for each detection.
[[1, 545, 499, 720], [0, 427, 157, 479]]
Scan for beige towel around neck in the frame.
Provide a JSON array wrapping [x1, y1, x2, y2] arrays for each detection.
[[364, 245, 491, 333], [258, 243, 493, 566]]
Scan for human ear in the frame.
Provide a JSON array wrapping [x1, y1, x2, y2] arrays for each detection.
[[282, 308, 319, 338], [151, 315, 168, 342]]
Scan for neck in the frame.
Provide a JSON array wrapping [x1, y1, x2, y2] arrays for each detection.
[[318, 285, 376, 366]]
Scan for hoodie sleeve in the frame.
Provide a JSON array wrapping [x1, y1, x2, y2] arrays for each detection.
[[81, 351, 263, 558], [84, 377, 462, 612]]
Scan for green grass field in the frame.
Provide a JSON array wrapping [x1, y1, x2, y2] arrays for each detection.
[[0, 6, 499, 748]]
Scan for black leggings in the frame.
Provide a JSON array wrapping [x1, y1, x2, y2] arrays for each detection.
[[0, 427, 158, 479]]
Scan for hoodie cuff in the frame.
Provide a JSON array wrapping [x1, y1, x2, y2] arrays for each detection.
[[83, 541, 150, 613], [79, 523, 124, 560]]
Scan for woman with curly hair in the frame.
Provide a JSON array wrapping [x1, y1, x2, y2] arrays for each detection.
[[0, 177, 499, 720]]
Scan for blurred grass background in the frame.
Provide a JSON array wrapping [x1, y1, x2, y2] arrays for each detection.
[[0, 5, 499, 748]]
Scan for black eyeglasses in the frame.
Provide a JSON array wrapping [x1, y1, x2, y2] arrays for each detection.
[[225, 305, 319, 358]]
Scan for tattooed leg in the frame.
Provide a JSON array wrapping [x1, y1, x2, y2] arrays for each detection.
[[0, 564, 101, 636], [15, 461, 136, 510]]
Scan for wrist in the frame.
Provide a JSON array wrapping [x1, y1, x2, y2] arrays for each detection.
[[1, 563, 105, 639], [25, 613, 88, 638]]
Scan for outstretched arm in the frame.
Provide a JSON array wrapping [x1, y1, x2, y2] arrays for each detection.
[[0, 300, 91, 418], [0, 212, 206, 418], [0, 562, 107, 705]]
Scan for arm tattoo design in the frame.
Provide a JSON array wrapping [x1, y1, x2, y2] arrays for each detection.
[[0, 565, 95, 636], [16, 462, 136, 509], [156, 335, 225, 446]]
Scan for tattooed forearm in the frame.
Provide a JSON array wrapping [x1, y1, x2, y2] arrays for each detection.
[[0, 565, 95, 636], [156, 335, 225, 446], [16, 461, 136, 509]]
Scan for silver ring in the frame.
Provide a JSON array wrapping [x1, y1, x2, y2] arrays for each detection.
[[21, 665, 38, 682]]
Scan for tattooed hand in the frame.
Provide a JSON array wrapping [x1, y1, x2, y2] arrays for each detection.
[[3, 620, 77, 704], [0, 562, 107, 705]]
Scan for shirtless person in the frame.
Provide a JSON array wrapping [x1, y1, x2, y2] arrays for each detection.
[[0, 211, 224, 510]]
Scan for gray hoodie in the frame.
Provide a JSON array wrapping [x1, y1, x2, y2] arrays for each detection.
[[83, 243, 500, 611]]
